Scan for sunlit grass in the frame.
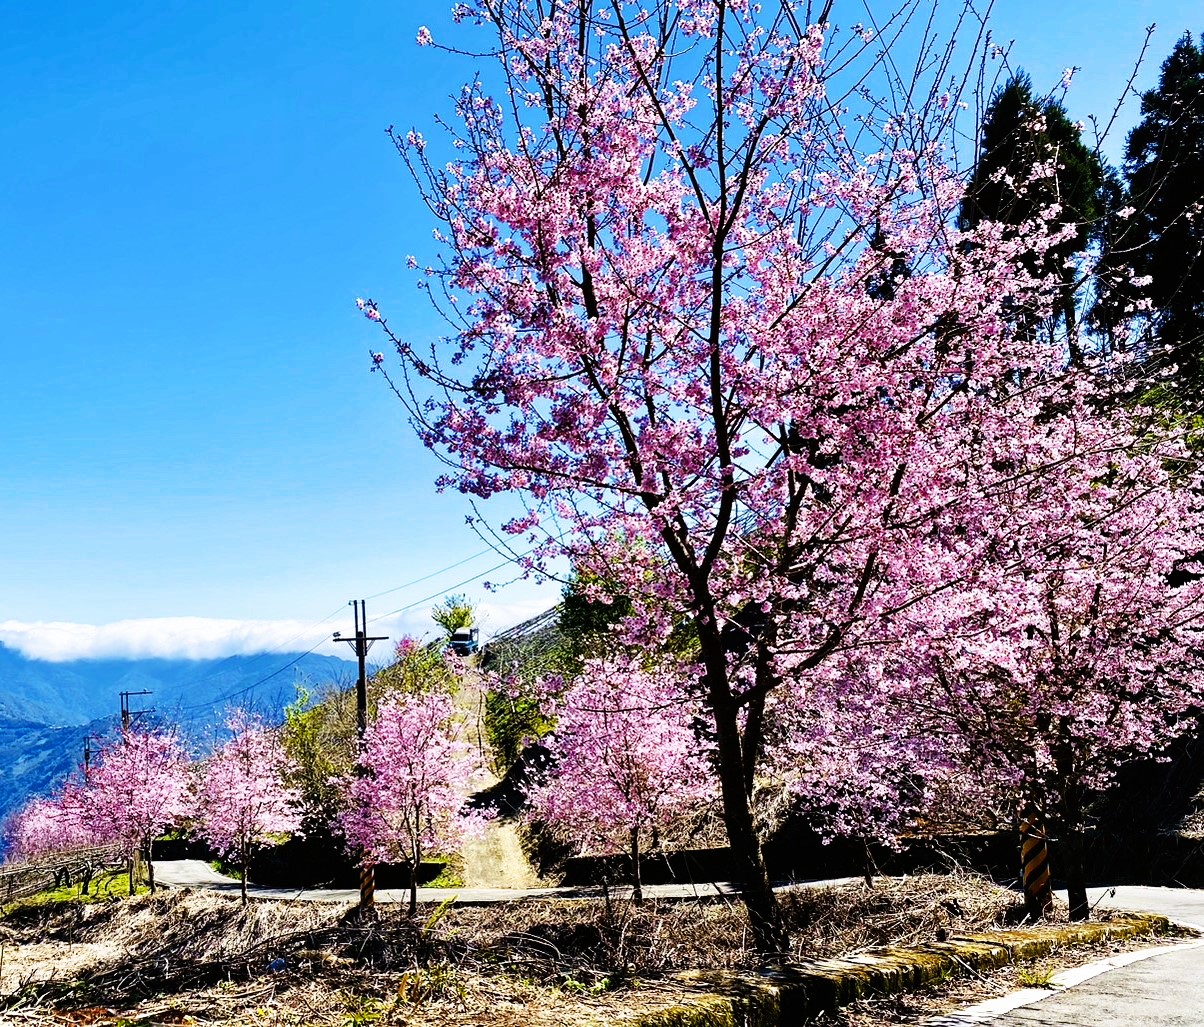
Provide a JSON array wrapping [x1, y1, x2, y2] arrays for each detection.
[[4, 868, 146, 912]]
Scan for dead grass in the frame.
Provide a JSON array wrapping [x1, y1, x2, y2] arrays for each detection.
[[0, 874, 1144, 1027]]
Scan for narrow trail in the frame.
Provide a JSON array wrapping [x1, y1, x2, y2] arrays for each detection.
[[455, 669, 541, 889]]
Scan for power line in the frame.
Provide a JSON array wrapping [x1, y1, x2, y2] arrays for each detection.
[[174, 637, 334, 713], [364, 548, 495, 601], [160, 549, 534, 721], [369, 558, 517, 624]]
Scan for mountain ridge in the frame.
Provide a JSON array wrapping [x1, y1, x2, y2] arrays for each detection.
[[0, 644, 360, 829]]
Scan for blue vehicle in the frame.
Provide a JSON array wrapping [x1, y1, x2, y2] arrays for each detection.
[[449, 626, 480, 656]]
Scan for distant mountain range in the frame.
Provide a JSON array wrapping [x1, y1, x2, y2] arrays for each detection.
[[0, 643, 359, 830]]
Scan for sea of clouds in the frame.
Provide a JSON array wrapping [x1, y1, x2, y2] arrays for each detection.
[[0, 595, 556, 663]]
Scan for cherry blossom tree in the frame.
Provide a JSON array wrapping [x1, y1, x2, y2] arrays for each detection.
[[361, 0, 1144, 949], [528, 656, 715, 903], [906, 414, 1204, 919], [3, 783, 100, 863], [195, 711, 304, 904], [85, 729, 193, 894], [340, 691, 490, 914]]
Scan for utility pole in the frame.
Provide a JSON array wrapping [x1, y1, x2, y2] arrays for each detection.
[[335, 599, 388, 911], [119, 690, 154, 732], [83, 735, 92, 776]]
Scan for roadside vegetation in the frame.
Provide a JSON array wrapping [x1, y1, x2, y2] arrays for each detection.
[[5, 873, 1170, 1027]]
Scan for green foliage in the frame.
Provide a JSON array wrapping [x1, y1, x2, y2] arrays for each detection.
[[3, 870, 144, 912], [279, 685, 356, 827], [557, 972, 614, 994], [558, 572, 634, 675], [484, 687, 551, 771], [960, 73, 1104, 343], [397, 961, 467, 1006], [281, 641, 466, 828], [1100, 33, 1204, 395], [1017, 965, 1058, 988], [339, 992, 386, 1026], [373, 638, 460, 697], [431, 593, 477, 636], [961, 74, 1103, 254]]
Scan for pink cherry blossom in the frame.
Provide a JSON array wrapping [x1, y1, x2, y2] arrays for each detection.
[[84, 729, 194, 893], [359, 0, 1202, 949], [527, 656, 715, 903], [195, 710, 303, 904], [340, 691, 490, 913]]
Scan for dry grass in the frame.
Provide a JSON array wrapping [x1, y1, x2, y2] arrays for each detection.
[[0, 874, 1098, 1026]]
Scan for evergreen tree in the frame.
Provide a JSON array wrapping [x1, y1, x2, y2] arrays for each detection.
[[960, 74, 1104, 361], [1099, 34, 1204, 399]]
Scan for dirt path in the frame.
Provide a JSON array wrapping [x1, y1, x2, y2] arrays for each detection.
[[461, 820, 540, 889], [455, 669, 541, 889]]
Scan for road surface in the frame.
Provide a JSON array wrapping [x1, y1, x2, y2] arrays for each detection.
[[927, 885, 1204, 1025], [152, 858, 859, 903]]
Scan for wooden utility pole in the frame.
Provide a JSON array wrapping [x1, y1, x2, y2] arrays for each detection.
[[335, 600, 388, 911]]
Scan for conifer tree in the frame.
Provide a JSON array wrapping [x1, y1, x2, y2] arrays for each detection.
[[1097, 34, 1204, 399], [959, 74, 1104, 361]]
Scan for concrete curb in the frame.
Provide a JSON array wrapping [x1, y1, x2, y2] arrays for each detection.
[[632, 913, 1176, 1026]]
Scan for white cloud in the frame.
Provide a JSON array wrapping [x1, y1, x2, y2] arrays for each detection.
[[0, 594, 559, 663], [0, 618, 346, 662]]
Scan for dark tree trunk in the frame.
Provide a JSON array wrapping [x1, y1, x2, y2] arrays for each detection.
[[742, 691, 767, 799], [630, 828, 643, 906], [146, 839, 156, 894], [702, 644, 787, 953], [1062, 823, 1089, 920], [240, 838, 249, 906], [409, 843, 420, 917], [1053, 742, 1089, 921], [861, 837, 876, 888]]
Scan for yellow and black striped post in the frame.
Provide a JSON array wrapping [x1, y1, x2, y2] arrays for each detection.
[[359, 862, 376, 911], [1019, 809, 1053, 919]]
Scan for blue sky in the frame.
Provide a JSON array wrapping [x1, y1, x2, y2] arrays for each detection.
[[0, 0, 1198, 661]]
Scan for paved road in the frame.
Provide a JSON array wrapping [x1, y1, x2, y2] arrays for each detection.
[[152, 858, 859, 904], [928, 886, 1204, 1026]]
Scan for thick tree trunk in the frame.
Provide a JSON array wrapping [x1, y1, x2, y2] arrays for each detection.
[[240, 838, 249, 906], [1053, 745, 1089, 921], [703, 646, 787, 953], [1061, 823, 1089, 921], [742, 692, 767, 799], [1064, 809, 1093, 919], [146, 840, 156, 894]]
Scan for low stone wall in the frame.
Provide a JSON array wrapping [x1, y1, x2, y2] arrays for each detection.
[[631, 913, 1176, 1026]]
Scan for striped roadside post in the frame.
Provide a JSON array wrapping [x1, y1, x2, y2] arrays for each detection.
[[1019, 807, 1054, 918], [359, 861, 376, 911]]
